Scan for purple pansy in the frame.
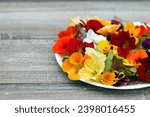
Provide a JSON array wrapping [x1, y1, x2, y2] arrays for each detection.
[[142, 38, 150, 56]]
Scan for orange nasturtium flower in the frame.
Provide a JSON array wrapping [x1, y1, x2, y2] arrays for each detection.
[[62, 52, 90, 80], [123, 49, 148, 67]]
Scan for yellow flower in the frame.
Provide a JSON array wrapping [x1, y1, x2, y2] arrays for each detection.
[[96, 24, 120, 36], [124, 22, 140, 37], [100, 72, 117, 85], [124, 22, 141, 44], [62, 52, 90, 80], [79, 48, 106, 81], [97, 40, 110, 54], [94, 16, 111, 26]]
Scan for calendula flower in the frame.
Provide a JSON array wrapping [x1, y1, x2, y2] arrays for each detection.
[[138, 57, 150, 83], [110, 31, 136, 57], [83, 29, 106, 44], [62, 52, 90, 80], [100, 72, 117, 86], [97, 40, 110, 54], [123, 49, 148, 67], [96, 24, 121, 36], [79, 48, 106, 81]]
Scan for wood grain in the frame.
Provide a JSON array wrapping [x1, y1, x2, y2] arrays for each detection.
[[0, 1, 150, 99]]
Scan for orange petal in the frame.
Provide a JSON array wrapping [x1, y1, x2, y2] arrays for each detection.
[[81, 55, 91, 65], [127, 49, 148, 67], [62, 59, 73, 72], [69, 52, 83, 65]]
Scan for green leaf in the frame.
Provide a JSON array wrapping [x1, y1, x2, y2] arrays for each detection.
[[129, 68, 137, 73], [104, 51, 113, 72]]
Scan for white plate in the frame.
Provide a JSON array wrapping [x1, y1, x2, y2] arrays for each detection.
[[55, 53, 150, 90]]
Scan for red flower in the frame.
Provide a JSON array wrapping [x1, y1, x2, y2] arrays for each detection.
[[53, 26, 77, 56], [135, 25, 146, 38], [67, 38, 83, 55], [81, 20, 103, 32], [110, 31, 136, 57], [53, 26, 94, 56], [138, 57, 150, 83], [58, 26, 77, 39], [53, 37, 70, 56]]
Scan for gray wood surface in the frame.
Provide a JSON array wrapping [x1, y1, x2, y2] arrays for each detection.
[[0, 1, 150, 99]]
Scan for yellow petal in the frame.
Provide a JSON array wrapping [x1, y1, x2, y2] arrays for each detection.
[[123, 59, 134, 66], [133, 28, 141, 37], [68, 67, 80, 80], [97, 24, 120, 35], [97, 40, 110, 53], [94, 16, 111, 26], [124, 22, 134, 32]]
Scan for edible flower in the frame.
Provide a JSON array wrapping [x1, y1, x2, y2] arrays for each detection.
[[62, 52, 90, 80], [138, 57, 150, 83], [100, 72, 117, 85], [83, 29, 106, 44], [79, 48, 106, 81], [123, 49, 148, 67], [110, 31, 136, 57], [97, 40, 111, 54]]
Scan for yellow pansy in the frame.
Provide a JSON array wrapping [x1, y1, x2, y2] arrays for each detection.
[[79, 48, 106, 81], [62, 52, 90, 80], [94, 16, 111, 26], [124, 22, 140, 37], [97, 40, 111, 54], [100, 72, 117, 85], [96, 24, 120, 36]]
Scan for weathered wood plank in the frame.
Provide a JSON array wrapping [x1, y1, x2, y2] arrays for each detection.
[[0, 39, 72, 83], [0, 1, 150, 38], [0, 83, 147, 100]]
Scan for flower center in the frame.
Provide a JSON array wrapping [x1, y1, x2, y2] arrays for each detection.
[[62, 45, 67, 49], [122, 42, 128, 49]]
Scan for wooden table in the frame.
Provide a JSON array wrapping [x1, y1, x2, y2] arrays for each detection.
[[0, 1, 150, 99]]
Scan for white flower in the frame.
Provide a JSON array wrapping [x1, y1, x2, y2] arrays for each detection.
[[83, 29, 106, 44]]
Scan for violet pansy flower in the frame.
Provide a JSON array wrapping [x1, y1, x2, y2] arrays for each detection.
[[142, 38, 150, 56]]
